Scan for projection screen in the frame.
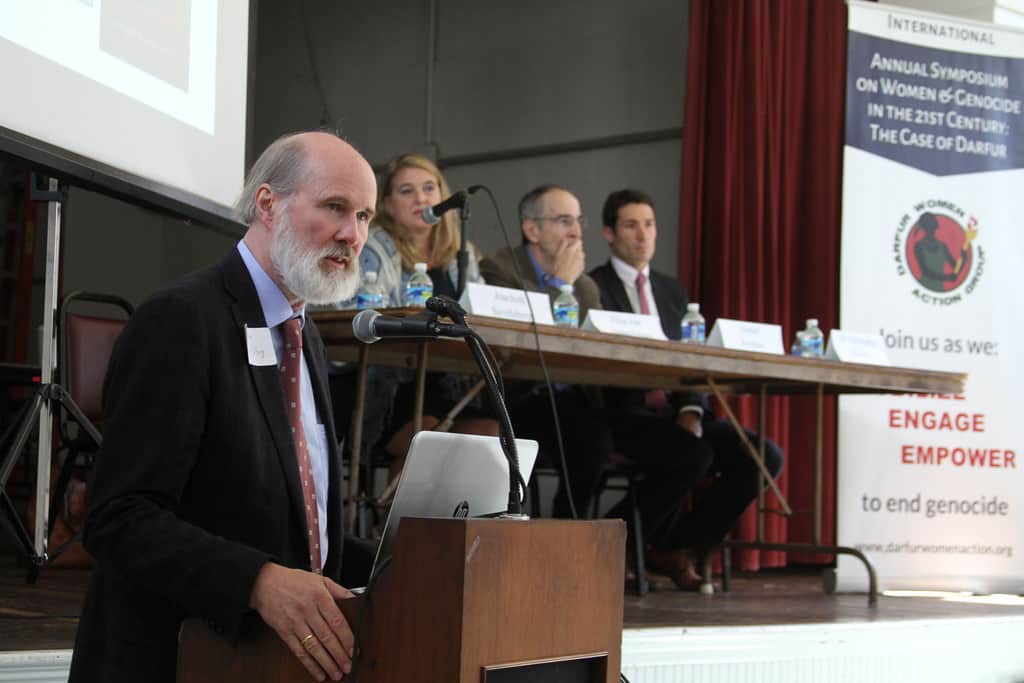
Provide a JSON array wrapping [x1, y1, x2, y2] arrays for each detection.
[[0, 0, 249, 226]]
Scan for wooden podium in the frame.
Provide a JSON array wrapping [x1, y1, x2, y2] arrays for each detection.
[[178, 518, 626, 682]]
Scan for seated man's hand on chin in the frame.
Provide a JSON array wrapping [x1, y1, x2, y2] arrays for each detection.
[[553, 238, 585, 284]]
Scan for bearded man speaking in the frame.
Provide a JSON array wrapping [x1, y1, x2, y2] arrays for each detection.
[[69, 131, 375, 683]]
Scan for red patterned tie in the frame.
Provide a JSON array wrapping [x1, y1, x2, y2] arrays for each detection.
[[635, 272, 652, 315], [280, 317, 322, 574]]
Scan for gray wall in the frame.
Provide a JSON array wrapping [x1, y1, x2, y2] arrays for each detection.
[[48, 187, 236, 367], [252, 0, 689, 276], [62, 188, 236, 309]]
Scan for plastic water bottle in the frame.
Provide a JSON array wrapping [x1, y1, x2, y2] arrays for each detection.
[[356, 271, 385, 310], [798, 318, 824, 357], [552, 283, 579, 329], [404, 262, 433, 307], [680, 302, 706, 344], [790, 330, 806, 356]]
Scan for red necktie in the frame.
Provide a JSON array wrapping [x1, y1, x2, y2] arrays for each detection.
[[280, 318, 322, 574], [635, 272, 652, 315]]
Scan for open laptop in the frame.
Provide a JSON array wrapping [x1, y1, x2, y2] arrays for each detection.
[[366, 431, 539, 584]]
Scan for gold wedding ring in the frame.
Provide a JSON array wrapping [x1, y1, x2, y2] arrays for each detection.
[[301, 633, 317, 648]]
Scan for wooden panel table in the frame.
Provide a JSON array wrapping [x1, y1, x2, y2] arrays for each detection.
[[313, 309, 965, 604]]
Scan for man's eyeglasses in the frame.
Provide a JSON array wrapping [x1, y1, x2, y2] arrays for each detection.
[[530, 214, 586, 229]]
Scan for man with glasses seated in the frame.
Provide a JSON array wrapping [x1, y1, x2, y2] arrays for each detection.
[[480, 185, 608, 520], [480, 188, 714, 591]]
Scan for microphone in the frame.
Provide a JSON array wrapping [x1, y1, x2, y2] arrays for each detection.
[[420, 185, 483, 225], [425, 295, 467, 320], [352, 309, 472, 344]]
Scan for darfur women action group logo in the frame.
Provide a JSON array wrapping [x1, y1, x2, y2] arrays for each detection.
[[892, 200, 984, 306]]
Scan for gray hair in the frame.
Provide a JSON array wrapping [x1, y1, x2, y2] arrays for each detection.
[[234, 132, 314, 224], [517, 184, 572, 244]]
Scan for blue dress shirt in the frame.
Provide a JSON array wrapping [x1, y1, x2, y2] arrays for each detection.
[[237, 241, 330, 568]]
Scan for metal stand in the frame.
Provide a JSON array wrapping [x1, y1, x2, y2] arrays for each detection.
[[454, 204, 470, 299], [712, 379, 879, 607], [0, 176, 75, 578], [0, 384, 100, 573]]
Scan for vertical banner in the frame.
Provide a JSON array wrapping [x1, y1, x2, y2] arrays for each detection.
[[838, 2, 1024, 593]]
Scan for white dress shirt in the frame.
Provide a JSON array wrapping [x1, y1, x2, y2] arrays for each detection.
[[610, 254, 703, 419], [610, 255, 659, 319]]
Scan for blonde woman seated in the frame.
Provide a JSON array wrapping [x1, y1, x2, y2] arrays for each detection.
[[355, 154, 498, 461]]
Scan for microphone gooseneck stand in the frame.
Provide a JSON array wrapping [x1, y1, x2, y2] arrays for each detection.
[[466, 330, 525, 517], [427, 296, 525, 517]]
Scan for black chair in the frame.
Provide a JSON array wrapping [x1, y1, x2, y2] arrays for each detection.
[[526, 465, 561, 519], [590, 454, 649, 596]]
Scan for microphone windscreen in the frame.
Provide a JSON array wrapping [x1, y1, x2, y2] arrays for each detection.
[[420, 206, 442, 225], [352, 309, 381, 344]]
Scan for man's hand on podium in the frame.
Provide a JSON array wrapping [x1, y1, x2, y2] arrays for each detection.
[[249, 562, 356, 681]]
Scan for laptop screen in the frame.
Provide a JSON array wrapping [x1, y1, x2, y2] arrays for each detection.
[[370, 432, 539, 577]]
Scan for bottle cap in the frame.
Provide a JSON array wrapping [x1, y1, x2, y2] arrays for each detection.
[[365, 271, 378, 283], [687, 302, 700, 312], [559, 283, 574, 294], [806, 318, 818, 328], [414, 262, 428, 273]]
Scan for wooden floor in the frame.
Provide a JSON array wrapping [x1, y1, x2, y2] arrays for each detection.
[[4, 563, 1024, 653]]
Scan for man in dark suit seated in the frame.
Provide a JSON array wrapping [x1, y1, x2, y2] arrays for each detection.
[[69, 131, 376, 683], [589, 188, 785, 586], [480, 186, 717, 588]]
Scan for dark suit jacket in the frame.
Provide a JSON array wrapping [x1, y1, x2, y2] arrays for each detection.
[[479, 245, 603, 407], [69, 250, 346, 682], [479, 244, 602, 319], [589, 261, 709, 415]]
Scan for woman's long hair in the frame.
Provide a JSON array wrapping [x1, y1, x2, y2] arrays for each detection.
[[375, 153, 460, 271]]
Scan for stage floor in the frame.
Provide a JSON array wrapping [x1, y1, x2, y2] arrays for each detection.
[[623, 566, 1024, 626], [4, 564, 1024, 652]]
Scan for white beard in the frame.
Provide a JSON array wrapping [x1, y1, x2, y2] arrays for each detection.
[[270, 210, 360, 305]]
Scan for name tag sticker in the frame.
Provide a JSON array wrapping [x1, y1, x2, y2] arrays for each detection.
[[459, 282, 555, 325], [246, 326, 277, 366], [706, 318, 785, 354], [582, 310, 667, 340], [826, 330, 891, 365]]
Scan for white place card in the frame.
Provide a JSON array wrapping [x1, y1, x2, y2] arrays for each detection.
[[825, 329, 891, 365], [706, 318, 785, 354], [582, 310, 668, 340], [458, 282, 555, 325]]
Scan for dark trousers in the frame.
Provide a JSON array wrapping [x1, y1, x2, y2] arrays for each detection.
[[513, 394, 784, 553], [512, 395, 717, 546], [604, 411, 716, 548], [663, 419, 785, 551], [603, 415, 784, 552], [509, 389, 614, 519]]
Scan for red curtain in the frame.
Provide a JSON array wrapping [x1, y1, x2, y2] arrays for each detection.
[[679, 0, 849, 569]]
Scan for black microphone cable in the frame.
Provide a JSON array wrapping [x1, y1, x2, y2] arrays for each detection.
[[474, 185, 579, 521]]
